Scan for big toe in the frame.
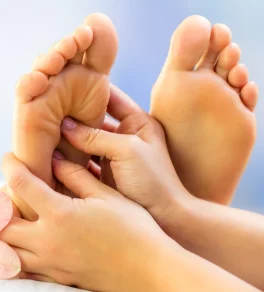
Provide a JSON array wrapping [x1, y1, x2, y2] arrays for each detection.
[[166, 15, 211, 71], [83, 13, 118, 75]]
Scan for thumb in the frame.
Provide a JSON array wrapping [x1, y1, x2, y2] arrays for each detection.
[[0, 191, 12, 231], [52, 151, 119, 199], [0, 241, 21, 279], [61, 117, 138, 161]]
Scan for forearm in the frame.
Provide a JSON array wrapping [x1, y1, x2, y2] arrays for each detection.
[[167, 196, 264, 290], [145, 238, 259, 292]]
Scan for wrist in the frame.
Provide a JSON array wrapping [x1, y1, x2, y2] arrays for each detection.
[[153, 182, 199, 245], [162, 190, 215, 254]]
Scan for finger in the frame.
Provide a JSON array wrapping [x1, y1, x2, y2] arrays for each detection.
[[11, 195, 38, 222], [14, 271, 56, 283], [52, 157, 115, 199], [0, 191, 13, 231], [57, 136, 90, 168], [12, 247, 41, 274], [1, 185, 22, 218], [0, 217, 37, 251], [87, 160, 101, 179], [102, 115, 119, 132], [0, 241, 21, 279], [11, 200, 22, 218], [61, 117, 137, 160], [90, 155, 101, 165], [2, 153, 58, 216], [108, 83, 144, 121], [100, 158, 116, 189]]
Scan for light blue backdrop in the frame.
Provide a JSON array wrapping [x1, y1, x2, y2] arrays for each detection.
[[0, 0, 263, 212]]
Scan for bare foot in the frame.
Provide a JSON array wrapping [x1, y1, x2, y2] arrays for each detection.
[[11, 13, 118, 219], [150, 15, 258, 204]]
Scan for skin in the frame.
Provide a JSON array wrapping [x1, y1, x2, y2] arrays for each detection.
[[0, 13, 259, 286], [58, 97, 187, 222], [0, 83, 259, 290], [12, 13, 118, 220], [11, 14, 258, 221], [0, 154, 259, 292], [163, 195, 264, 291], [150, 15, 258, 204], [49, 90, 264, 290], [0, 192, 20, 279]]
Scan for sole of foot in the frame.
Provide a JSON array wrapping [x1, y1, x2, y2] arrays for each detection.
[[11, 13, 118, 219], [151, 15, 258, 204]]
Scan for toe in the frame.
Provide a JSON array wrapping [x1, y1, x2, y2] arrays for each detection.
[[83, 13, 118, 74], [54, 36, 77, 60], [69, 25, 93, 64], [166, 15, 211, 71], [32, 50, 66, 76], [228, 64, 248, 89], [215, 43, 241, 80], [16, 72, 48, 103], [240, 82, 259, 111], [197, 23, 231, 69]]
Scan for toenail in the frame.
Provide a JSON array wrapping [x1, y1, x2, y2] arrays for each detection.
[[62, 117, 77, 130], [52, 150, 65, 160]]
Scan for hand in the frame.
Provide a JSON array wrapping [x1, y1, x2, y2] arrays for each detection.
[[1, 154, 258, 292], [60, 84, 191, 222], [0, 152, 174, 291], [0, 189, 21, 279]]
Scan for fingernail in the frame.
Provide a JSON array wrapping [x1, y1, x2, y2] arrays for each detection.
[[62, 117, 77, 130], [52, 150, 65, 160]]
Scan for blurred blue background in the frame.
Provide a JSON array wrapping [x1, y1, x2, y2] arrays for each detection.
[[0, 0, 263, 212]]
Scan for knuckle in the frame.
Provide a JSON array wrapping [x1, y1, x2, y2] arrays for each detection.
[[65, 165, 85, 181], [8, 171, 26, 193], [126, 136, 141, 155], [82, 127, 101, 153]]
